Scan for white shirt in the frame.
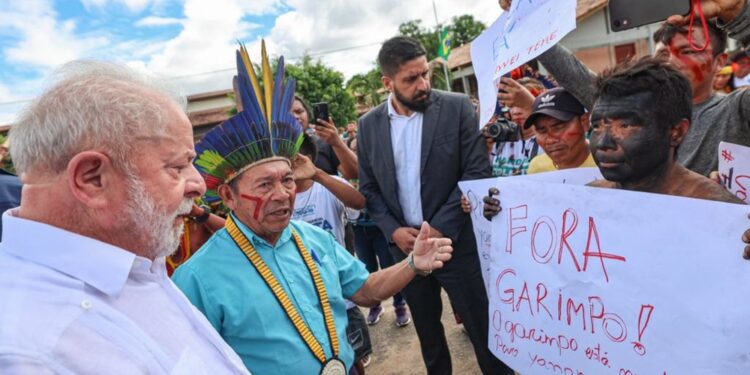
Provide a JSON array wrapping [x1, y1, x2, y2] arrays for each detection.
[[292, 177, 360, 247], [388, 95, 424, 227], [0, 210, 250, 375], [733, 74, 750, 88]]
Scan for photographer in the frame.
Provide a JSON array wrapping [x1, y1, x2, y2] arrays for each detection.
[[486, 77, 546, 176]]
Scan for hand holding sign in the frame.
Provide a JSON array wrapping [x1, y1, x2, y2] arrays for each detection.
[[483, 188, 501, 221]]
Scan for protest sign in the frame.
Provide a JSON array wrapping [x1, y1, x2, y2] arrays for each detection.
[[471, 0, 577, 127], [485, 179, 750, 374], [459, 168, 604, 294], [718, 141, 750, 203]]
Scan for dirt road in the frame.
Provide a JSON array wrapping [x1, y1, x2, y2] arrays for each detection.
[[362, 292, 482, 375]]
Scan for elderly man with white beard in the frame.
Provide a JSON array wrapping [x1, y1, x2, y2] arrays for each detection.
[[0, 61, 250, 374]]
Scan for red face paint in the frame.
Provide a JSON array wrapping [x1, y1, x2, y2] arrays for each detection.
[[241, 194, 264, 220], [667, 35, 713, 85]]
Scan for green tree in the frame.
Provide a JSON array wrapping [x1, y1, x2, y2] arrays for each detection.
[[397, 15, 486, 61], [398, 20, 440, 61], [286, 55, 357, 127], [346, 66, 384, 109], [395, 15, 486, 90], [450, 15, 486, 47]]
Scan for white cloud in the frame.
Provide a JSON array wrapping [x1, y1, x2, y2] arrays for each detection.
[[80, 0, 153, 13], [135, 16, 182, 27], [265, 0, 501, 79], [0, 0, 503, 119], [144, 0, 245, 76], [0, 1, 107, 68]]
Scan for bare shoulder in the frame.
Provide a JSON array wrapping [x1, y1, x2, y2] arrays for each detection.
[[586, 179, 616, 188], [683, 170, 745, 204]]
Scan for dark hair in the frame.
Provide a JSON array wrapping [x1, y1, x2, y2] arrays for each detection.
[[595, 57, 692, 129], [293, 95, 311, 116], [653, 20, 727, 56], [378, 36, 427, 76]]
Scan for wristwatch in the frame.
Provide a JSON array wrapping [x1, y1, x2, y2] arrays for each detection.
[[407, 253, 431, 277], [194, 205, 211, 223]]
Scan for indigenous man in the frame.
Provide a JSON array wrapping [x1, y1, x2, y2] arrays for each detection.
[[524, 87, 597, 174], [484, 58, 750, 255], [500, 0, 750, 176], [173, 44, 454, 375]]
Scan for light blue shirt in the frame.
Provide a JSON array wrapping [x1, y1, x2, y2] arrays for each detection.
[[173, 215, 369, 375], [388, 94, 424, 227], [0, 210, 249, 375]]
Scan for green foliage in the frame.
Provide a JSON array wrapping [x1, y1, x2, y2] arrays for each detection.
[[393, 15, 486, 91], [397, 15, 486, 62], [398, 20, 440, 61], [346, 66, 384, 109], [286, 56, 357, 126], [450, 15, 487, 47]]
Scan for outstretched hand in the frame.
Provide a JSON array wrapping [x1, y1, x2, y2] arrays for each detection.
[[483, 187, 501, 221], [666, 0, 746, 24], [412, 222, 453, 272]]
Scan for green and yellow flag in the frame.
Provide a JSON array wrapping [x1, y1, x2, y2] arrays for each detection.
[[437, 27, 453, 60]]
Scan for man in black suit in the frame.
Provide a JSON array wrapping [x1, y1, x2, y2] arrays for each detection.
[[357, 36, 513, 375]]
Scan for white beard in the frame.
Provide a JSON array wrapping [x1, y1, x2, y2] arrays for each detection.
[[123, 174, 193, 259]]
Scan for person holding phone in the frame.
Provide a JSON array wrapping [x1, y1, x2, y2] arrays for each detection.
[[499, 0, 750, 177], [291, 96, 358, 179]]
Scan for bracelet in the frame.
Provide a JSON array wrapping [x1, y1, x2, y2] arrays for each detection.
[[407, 253, 431, 277], [195, 205, 211, 223]]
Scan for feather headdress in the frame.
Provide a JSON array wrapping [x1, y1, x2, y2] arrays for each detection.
[[194, 41, 304, 203]]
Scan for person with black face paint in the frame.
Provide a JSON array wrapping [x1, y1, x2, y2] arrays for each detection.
[[357, 36, 513, 374], [484, 57, 750, 258], [498, 0, 750, 177]]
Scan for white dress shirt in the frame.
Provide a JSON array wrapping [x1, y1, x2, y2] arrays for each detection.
[[388, 94, 424, 227], [0, 210, 250, 375]]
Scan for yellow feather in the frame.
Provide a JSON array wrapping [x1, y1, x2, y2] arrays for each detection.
[[240, 43, 266, 120], [261, 40, 273, 128]]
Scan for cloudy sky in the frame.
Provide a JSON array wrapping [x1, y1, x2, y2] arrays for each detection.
[[0, 0, 501, 124]]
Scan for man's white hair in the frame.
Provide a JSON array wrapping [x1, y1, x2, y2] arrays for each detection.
[[9, 60, 187, 175]]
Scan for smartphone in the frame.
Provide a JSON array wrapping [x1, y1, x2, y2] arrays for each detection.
[[312, 102, 329, 123], [609, 0, 690, 32]]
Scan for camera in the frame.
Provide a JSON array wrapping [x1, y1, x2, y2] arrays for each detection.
[[486, 117, 520, 143]]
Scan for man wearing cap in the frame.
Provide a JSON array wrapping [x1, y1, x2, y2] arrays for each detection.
[[498, 0, 750, 176], [173, 44, 454, 375], [525, 87, 596, 174]]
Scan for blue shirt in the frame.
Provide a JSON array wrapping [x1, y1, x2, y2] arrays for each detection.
[[172, 215, 369, 375]]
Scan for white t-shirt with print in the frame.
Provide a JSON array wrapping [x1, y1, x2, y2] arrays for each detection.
[[292, 177, 360, 247]]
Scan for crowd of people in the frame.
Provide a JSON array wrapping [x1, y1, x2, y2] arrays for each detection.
[[1, 0, 750, 374]]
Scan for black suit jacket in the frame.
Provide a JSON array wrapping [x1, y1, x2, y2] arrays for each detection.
[[357, 90, 491, 254]]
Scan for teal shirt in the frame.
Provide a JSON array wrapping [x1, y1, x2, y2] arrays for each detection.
[[172, 215, 369, 374]]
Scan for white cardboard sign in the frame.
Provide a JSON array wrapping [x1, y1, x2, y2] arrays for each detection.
[[483, 179, 750, 374], [459, 168, 604, 294], [471, 0, 577, 127], [718, 141, 750, 203]]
